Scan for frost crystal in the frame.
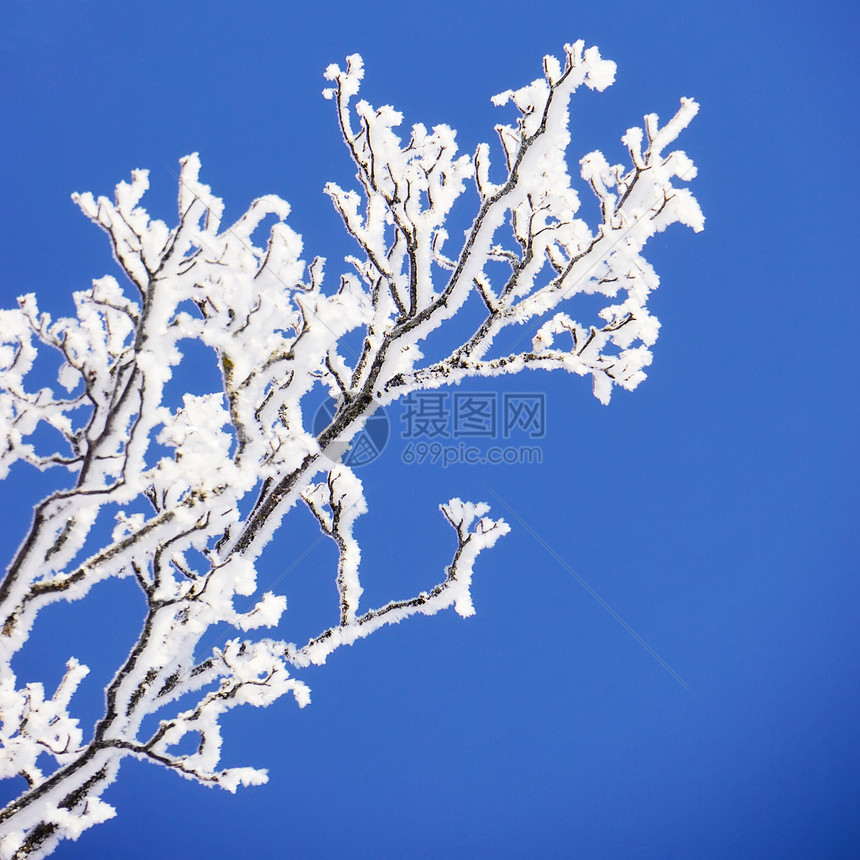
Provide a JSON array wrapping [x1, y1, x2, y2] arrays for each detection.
[[0, 41, 700, 857]]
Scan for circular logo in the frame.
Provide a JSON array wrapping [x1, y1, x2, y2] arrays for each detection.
[[312, 397, 390, 467]]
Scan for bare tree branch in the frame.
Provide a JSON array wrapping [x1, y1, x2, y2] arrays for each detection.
[[0, 41, 700, 857]]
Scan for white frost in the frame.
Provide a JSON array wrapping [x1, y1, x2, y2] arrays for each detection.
[[0, 39, 700, 854]]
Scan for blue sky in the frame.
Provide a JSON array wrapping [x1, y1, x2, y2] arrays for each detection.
[[1, 1, 858, 858]]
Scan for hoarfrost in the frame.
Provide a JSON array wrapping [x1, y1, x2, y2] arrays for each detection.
[[0, 40, 700, 856]]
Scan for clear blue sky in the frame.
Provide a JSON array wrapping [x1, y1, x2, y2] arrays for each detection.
[[1, 1, 858, 857]]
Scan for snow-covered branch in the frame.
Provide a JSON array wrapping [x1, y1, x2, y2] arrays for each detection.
[[0, 41, 700, 857], [290, 495, 509, 668]]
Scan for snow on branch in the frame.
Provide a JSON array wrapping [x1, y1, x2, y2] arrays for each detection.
[[289, 494, 509, 668], [0, 41, 700, 857]]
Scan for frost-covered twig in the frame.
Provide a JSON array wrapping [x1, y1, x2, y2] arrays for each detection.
[[0, 41, 700, 857]]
